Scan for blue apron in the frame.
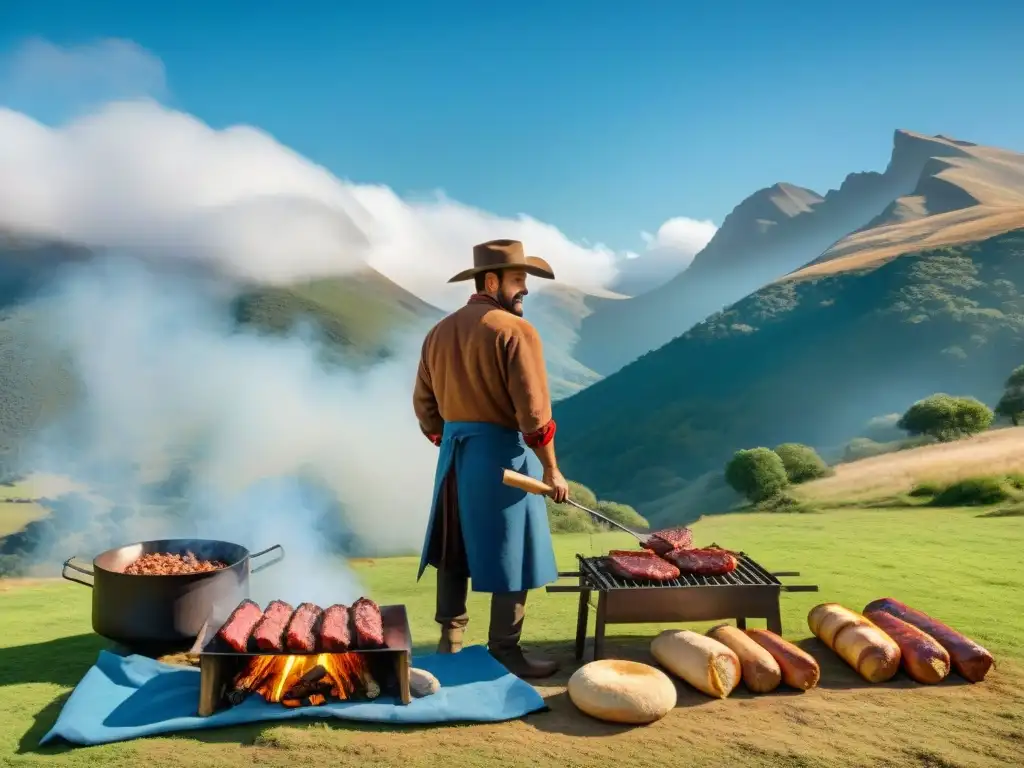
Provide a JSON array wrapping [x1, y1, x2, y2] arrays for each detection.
[[417, 421, 558, 594]]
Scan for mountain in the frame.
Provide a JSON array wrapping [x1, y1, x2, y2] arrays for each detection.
[[232, 268, 443, 361], [526, 284, 627, 400], [0, 236, 445, 460], [573, 130, 1024, 375], [554, 229, 1024, 513]]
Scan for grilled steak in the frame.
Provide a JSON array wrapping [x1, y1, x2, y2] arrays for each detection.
[[253, 600, 294, 651], [285, 603, 323, 653], [606, 549, 681, 581], [217, 599, 263, 652], [641, 526, 694, 556], [352, 597, 385, 648], [663, 547, 738, 575], [320, 604, 353, 651]]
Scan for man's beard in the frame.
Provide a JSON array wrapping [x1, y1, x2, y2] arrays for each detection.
[[499, 292, 525, 316]]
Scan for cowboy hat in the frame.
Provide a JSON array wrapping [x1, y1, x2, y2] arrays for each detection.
[[447, 239, 555, 283]]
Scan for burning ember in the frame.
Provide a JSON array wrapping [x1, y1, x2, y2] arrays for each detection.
[[231, 652, 381, 707]]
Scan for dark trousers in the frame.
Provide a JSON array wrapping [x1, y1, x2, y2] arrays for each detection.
[[428, 467, 528, 650]]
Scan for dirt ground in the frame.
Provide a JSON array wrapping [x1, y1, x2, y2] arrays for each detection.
[[145, 635, 1024, 768]]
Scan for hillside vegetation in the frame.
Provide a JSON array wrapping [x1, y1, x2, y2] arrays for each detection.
[[575, 130, 1024, 375], [555, 230, 1024, 510]]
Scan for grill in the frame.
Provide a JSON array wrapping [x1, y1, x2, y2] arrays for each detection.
[[189, 604, 413, 716], [546, 545, 818, 661]]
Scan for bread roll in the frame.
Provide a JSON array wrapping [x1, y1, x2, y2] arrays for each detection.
[[808, 603, 901, 683], [707, 624, 782, 694], [864, 609, 951, 684], [567, 659, 677, 724], [745, 628, 820, 690], [650, 629, 741, 698]]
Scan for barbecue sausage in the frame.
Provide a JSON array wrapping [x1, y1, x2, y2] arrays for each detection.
[[807, 603, 900, 683], [863, 608, 951, 684], [745, 629, 820, 691], [650, 629, 741, 698], [863, 598, 993, 683], [707, 624, 782, 694]]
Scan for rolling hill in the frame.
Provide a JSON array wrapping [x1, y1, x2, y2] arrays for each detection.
[[0, 238, 445, 461], [573, 130, 1024, 376], [554, 229, 1024, 512]]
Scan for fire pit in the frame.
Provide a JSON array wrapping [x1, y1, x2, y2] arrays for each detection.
[[547, 545, 818, 661], [189, 604, 413, 716]]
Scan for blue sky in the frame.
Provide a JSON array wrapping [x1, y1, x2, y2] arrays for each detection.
[[2, 0, 1022, 253]]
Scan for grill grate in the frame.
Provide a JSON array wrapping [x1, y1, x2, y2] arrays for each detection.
[[578, 546, 782, 591]]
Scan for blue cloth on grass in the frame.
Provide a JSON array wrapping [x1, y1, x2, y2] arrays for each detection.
[[417, 420, 558, 593], [40, 645, 546, 747]]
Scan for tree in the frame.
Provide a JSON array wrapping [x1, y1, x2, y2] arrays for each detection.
[[724, 448, 789, 502], [774, 443, 830, 483], [995, 365, 1024, 426], [897, 394, 994, 442]]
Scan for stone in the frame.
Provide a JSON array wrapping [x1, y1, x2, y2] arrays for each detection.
[[567, 659, 676, 724], [409, 667, 441, 697]]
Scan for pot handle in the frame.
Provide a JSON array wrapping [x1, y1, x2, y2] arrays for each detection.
[[62, 557, 95, 588], [250, 544, 285, 574]]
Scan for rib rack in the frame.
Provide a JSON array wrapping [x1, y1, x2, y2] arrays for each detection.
[[546, 545, 818, 661]]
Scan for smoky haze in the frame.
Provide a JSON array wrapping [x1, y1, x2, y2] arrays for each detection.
[[23, 255, 446, 605], [0, 38, 712, 602]]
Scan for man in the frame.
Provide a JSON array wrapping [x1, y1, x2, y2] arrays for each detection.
[[412, 239, 570, 679]]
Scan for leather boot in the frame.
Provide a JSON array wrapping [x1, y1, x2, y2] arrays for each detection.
[[489, 643, 559, 679], [437, 627, 464, 654], [487, 591, 559, 679]]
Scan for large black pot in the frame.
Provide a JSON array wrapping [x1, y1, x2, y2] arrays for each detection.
[[62, 538, 285, 653]]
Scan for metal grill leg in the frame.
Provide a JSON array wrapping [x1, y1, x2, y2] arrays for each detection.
[[767, 605, 782, 635], [575, 588, 590, 662], [593, 593, 607, 661]]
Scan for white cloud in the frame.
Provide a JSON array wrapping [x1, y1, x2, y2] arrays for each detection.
[[0, 38, 166, 116], [0, 96, 621, 308], [611, 216, 718, 295], [640, 216, 718, 265]]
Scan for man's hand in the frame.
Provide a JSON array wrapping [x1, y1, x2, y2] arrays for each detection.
[[544, 468, 570, 503]]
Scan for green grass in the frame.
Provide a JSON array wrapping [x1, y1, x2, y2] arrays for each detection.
[[1, 508, 1023, 768]]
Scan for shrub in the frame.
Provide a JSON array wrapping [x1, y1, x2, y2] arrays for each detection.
[[753, 492, 819, 514], [908, 482, 942, 497], [995, 365, 1024, 426], [897, 394, 994, 442], [544, 481, 649, 533], [724, 448, 789, 502], [930, 476, 1016, 507], [595, 501, 649, 530], [774, 443, 831, 484]]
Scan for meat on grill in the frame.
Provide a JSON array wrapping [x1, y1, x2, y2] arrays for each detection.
[[641, 526, 694, 556], [285, 602, 323, 653], [606, 549, 681, 581], [217, 599, 263, 652], [319, 604, 353, 651], [253, 600, 294, 652], [663, 547, 738, 576], [352, 597, 385, 648]]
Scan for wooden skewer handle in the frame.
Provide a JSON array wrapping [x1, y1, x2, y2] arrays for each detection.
[[502, 469, 553, 496]]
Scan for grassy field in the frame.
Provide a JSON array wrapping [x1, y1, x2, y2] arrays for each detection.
[[1, 507, 1022, 768], [799, 427, 1024, 505]]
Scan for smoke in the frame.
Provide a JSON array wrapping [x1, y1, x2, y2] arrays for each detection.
[[21, 256, 437, 605], [0, 38, 714, 604]]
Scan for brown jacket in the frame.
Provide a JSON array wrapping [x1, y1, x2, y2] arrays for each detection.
[[413, 294, 553, 438]]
